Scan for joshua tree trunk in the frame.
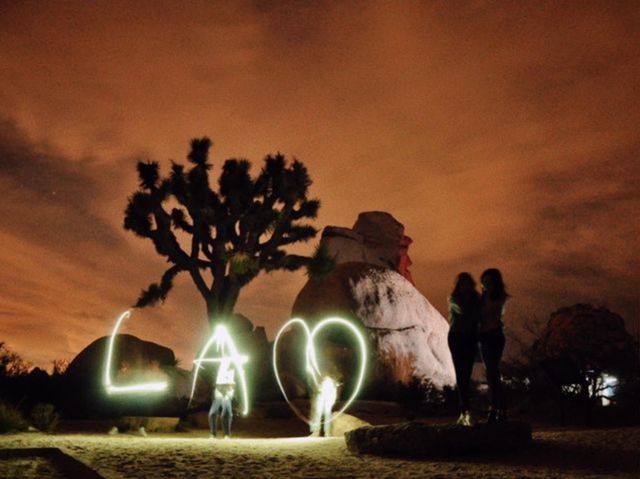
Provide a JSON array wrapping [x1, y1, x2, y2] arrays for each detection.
[[205, 279, 242, 327]]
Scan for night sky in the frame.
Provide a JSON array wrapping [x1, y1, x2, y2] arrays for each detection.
[[1, 1, 638, 368]]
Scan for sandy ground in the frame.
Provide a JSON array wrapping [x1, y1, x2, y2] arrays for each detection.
[[1, 425, 639, 478], [0, 454, 66, 479]]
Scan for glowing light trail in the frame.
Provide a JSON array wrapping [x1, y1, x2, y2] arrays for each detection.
[[103, 310, 169, 394], [189, 324, 250, 416], [273, 317, 367, 426]]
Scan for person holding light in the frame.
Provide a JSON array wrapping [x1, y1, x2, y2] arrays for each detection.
[[209, 356, 236, 439]]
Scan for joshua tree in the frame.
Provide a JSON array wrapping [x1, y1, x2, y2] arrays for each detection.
[[124, 137, 330, 326]]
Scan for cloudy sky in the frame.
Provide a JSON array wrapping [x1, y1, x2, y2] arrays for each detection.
[[0, 1, 638, 368]]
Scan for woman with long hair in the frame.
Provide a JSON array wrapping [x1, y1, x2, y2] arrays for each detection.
[[447, 272, 481, 426], [478, 268, 509, 423]]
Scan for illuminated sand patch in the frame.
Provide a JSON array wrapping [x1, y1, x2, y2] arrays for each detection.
[[1, 429, 639, 479]]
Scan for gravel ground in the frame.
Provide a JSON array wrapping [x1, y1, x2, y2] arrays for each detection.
[[1, 426, 639, 478]]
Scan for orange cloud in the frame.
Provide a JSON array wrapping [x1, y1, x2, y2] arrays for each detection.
[[0, 1, 637, 366]]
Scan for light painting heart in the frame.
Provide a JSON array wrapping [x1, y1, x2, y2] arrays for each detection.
[[272, 317, 368, 426]]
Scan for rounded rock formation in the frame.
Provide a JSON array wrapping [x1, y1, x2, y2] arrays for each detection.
[[290, 262, 455, 396], [62, 334, 190, 417]]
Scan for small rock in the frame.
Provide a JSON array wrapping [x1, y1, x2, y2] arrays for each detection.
[[107, 426, 119, 435]]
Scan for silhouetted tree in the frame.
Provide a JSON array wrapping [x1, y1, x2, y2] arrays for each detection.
[[531, 304, 639, 401], [124, 138, 331, 326], [50, 359, 69, 376], [0, 342, 30, 378]]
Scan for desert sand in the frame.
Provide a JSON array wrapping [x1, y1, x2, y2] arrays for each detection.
[[1, 424, 639, 478]]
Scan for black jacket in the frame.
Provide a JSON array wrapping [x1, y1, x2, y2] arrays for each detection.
[[448, 296, 481, 334]]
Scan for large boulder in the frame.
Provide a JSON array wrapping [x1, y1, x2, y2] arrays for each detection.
[[66, 333, 177, 381], [345, 421, 532, 457], [289, 262, 455, 397], [62, 334, 190, 417], [281, 211, 453, 401]]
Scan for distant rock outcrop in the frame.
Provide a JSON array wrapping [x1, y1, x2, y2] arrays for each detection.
[[321, 211, 414, 284], [227, 314, 279, 404]]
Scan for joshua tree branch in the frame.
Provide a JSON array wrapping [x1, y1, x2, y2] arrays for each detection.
[[259, 202, 294, 255], [188, 266, 211, 299]]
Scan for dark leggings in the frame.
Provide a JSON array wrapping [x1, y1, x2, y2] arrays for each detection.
[[479, 328, 506, 410], [447, 332, 477, 412]]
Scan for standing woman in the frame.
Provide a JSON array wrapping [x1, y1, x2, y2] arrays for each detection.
[[448, 272, 481, 426], [478, 268, 509, 423], [209, 355, 236, 439]]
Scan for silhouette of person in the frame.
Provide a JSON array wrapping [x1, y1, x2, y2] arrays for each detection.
[[447, 272, 481, 426], [478, 268, 509, 423]]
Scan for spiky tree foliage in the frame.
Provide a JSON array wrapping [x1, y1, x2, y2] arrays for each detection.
[[124, 137, 326, 325]]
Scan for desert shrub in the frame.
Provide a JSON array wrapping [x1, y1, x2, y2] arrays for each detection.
[[50, 359, 69, 376], [394, 378, 457, 418], [0, 342, 30, 378], [395, 377, 425, 418], [30, 403, 59, 432], [0, 401, 28, 433]]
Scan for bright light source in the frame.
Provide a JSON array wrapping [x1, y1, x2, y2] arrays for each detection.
[[311, 376, 338, 435], [273, 317, 367, 426], [601, 373, 618, 407], [103, 310, 169, 395], [189, 324, 250, 416]]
